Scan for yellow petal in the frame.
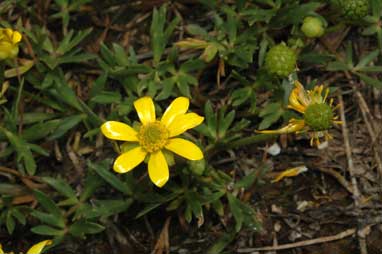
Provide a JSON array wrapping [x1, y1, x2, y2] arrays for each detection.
[[288, 88, 306, 113], [12, 31, 22, 44], [272, 166, 308, 183], [0, 42, 15, 60], [27, 240, 52, 254], [101, 121, 138, 141], [256, 119, 305, 134], [134, 97, 155, 125], [4, 28, 13, 38], [148, 151, 169, 187], [288, 81, 311, 112], [0, 244, 4, 254], [161, 97, 189, 127], [167, 113, 204, 137], [165, 138, 203, 160], [114, 147, 147, 173]]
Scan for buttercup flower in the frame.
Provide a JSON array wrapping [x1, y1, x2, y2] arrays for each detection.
[[0, 240, 52, 254], [257, 81, 341, 146], [0, 28, 22, 60], [101, 97, 204, 187]]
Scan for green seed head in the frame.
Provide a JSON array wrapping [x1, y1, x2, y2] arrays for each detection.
[[265, 43, 297, 77], [301, 17, 325, 38], [304, 103, 333, 131], [338, 0, 369, 21]]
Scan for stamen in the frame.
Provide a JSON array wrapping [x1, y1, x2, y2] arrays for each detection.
[[138, 121, 169, 153]]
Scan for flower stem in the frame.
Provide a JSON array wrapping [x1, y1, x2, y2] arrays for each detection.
[[206, 133, 277, 158], [226, 133, 277, 149]]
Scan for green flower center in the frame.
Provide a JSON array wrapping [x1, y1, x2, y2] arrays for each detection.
[[138, 121, 169, 153], [304, 103, 333, 131]]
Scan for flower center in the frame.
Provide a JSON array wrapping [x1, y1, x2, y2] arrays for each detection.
[[138, 121, 169, 153], [304, 103, 333, 131]]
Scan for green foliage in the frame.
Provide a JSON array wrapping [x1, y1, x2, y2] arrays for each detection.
[[1, 0, 381, 252]]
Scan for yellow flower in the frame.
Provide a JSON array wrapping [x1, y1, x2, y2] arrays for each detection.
[[101, 97, 204, 187], [257, 81, 341, 146], [0, 28, 22, 60], [0, 240, 52, 254]]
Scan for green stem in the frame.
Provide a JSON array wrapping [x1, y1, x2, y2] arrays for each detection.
[[206, 133, 277, 158], [225, 133, 277, 149]]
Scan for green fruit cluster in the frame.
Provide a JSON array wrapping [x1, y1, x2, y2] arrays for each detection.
[[265, 44, 297, 77], [338, 0, 369, 20]]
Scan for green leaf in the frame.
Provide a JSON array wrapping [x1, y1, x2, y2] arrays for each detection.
[[231, 87, 252, 106], [270, 2, 321, 28], [51, 75, 82, 111], [186, 24, 208, 36], [200, 44, 218, 62], [56, 28, 92, 54], [79, 173, 103, 202], [20, 112, 57, 125], [150, 5, 180, 64], [357, 66, 382, 72], [31, 210, 65, 228], [22, 119, 62, 142], [234, 170, 258, 190], [88, 161, 132, 195], [42, 177, 78, 201], [185, 191, 203, 220], [258, 102, 283, 130], [355, 50, 380, 69], [69, 220, 105, 237], [11, 208, 26, 225], [90, 91, 122, 104], [207, 231, 236, 254], [227, 193, 243, 232], [82, 199, 133, 219], [89, 73, 108, 99], [219, 110, 235, 138], [31, 225, 65, 236], [135, 203, 162, 219], [33, 190, 63, 219], [47, 114, 85, 140], [242, 8, 277, 25], [355, 73, 382, 89], [0, 127, 36, 175], [326, 61, 351, 71], [205, 101, 217, 138], [6, 212, 15, 234]]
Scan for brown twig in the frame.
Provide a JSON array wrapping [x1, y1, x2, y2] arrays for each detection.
[[313, 167, 354, 195], [354, 90, 382, 177], [338, 93, 368, 254], [236, 228, 356, 252]]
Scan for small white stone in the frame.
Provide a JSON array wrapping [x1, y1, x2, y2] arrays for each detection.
[[266, 143, 281, 156]]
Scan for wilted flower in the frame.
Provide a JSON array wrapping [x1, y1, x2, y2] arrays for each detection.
[[257, 81, 341, 146], [101, 97, 204, 187], [272, 165, 308, 183], [0, 28, 22, 60], [0, 240, 52, 254]]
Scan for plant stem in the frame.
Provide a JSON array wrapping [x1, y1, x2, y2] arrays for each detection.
[[226, 133, 277, 149], [206, 133, 277, 158]]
